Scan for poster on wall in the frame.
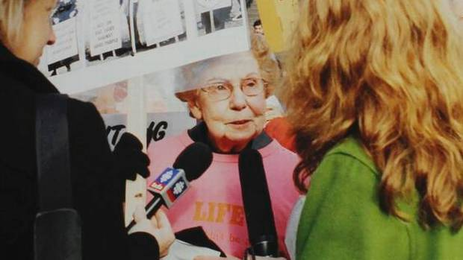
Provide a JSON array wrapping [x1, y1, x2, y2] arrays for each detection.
[[136, 0, 185, 48], [40, 0, 250, 95], [88, 0, 123, 57], [42, 0, 82, 76], [195, 0, 244, 36]]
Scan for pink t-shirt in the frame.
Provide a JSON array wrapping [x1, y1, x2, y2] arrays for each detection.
[[147, 131, 300, 258]]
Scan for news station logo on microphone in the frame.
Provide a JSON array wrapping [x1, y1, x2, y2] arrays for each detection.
[[148, 167, 190, 208]]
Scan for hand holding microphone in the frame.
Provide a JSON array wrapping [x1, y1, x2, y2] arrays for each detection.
[[126, 142, 213, 230], [129, 206, 175, 257]]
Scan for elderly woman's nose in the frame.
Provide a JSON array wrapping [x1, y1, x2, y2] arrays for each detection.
[[229, 88, 247, 110]]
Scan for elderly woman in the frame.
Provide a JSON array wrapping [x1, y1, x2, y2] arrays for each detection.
[[147, 35, 300, 258], [0, 0, 173, 259]]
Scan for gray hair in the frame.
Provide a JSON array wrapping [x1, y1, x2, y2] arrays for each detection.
[[175, 33, 280, 103]]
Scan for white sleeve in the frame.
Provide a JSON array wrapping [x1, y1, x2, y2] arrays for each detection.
[[285, 195, 306, 260]]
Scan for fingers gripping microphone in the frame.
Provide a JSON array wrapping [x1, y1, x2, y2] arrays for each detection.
[[239, 149, 279, 257], [127, 142, 213, 230]]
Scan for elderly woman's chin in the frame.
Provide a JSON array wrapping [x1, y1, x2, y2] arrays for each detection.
[[225, 127, 259, 142], [208, 121, 264, 152]]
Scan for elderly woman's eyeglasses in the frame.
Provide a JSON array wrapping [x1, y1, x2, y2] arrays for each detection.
[[200, 78, 266, 101]]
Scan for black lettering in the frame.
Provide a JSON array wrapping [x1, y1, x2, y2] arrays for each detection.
[[153, 121, 168, 141], [106, 124, 126, 146], [146, 121, 155, 146], [146, 121, 168, 145]]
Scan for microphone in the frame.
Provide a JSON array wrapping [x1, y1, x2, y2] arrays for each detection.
[[127, 142, 213, 230], [239, 149, 279, 257]]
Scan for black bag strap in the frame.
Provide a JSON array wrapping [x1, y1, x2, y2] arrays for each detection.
[[35, 93, 72, 211], [35, 94, 82, 260]]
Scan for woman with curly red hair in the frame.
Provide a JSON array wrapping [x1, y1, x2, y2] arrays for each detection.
[[283, 0, 463, 259]]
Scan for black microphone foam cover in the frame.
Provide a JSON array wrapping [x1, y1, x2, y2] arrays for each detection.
[[239, 148, 278, 256], [173, 142, 213, 181]]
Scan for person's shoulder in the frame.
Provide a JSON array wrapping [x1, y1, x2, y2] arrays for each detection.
[[259, 140, 299, 174], [66, 97, 104, 125], [260, 138, 298, 158], [67, 97, 98, 112], [324, 136, 379, 176]]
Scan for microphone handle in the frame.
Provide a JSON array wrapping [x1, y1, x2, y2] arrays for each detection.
[[252, 240, 279, 257], [126, 196, 163, 231]]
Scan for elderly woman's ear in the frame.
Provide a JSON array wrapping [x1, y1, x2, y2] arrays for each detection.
[[188, 100, 202, 120]]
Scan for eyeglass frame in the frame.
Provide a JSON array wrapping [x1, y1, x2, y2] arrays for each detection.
[[198, 77, 268, 102]]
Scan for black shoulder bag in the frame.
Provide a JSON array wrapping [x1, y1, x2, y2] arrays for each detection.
[[34, 94, 82, 260]]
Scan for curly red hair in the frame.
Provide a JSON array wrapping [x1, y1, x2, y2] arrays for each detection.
[[283, 0, 463, 229]]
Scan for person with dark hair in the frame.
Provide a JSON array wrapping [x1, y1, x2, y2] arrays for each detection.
[[283, 0, 463, 259], [253, 19, 263, 35], [0, 0, 174, 259]]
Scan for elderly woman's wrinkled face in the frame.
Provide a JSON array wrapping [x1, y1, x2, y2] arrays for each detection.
[[190, 52, 267, 153]]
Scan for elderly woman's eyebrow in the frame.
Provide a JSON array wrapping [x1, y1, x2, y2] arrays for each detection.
[[204, 78, 229, 83], [202, 72, 261, 85], [243, 73, 260, 79]]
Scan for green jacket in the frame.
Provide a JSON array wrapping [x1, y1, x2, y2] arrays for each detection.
[[296, 137, 463, 260]]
